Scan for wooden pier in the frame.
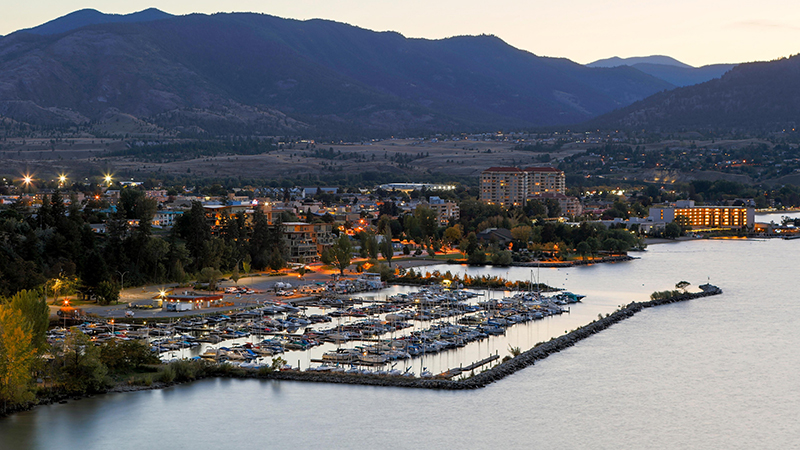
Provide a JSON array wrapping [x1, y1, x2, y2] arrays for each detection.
[[437, 354, 500, 378]]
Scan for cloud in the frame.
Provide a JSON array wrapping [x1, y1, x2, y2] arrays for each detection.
[[732, 20, 800, 32]]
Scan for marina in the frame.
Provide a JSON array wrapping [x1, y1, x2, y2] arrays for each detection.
[[46, 284, 584, 377], [7, 235, 799, 450]]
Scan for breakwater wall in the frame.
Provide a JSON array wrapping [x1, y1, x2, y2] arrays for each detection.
[[251, 285, 722, 390], [4, 286, 722, 418]]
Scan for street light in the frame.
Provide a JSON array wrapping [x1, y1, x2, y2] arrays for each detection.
[[63, 298, 69, 328], [58, 174, 67, 185], [104, 174, 113, 185]]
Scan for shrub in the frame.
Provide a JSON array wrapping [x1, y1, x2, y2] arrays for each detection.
[[157, 365, 176, 383]]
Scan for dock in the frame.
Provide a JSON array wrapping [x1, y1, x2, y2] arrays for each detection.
[[437, 355, 500, 378]]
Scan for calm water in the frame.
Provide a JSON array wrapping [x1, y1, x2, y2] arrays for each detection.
[[3, 214, 799, 450]]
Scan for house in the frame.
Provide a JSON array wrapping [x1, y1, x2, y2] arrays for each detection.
[[476, 228, 513, 246]]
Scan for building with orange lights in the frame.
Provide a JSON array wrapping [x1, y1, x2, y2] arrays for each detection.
[[282, 222, 334, 263], [480, 167, 528, 207], [424, 196, 460, 226], [480, 166, 573, 211], [648, 200, 754, 230]]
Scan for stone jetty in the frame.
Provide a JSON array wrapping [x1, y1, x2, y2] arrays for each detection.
[[249, 284, 723, 390]]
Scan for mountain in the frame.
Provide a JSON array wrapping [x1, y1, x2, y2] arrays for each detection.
[[588, 55, 692, 69], [589, 54, 800, 131], [588, 55, 735, 87], [0, 12, 674, 136], [626, 63, 735, 87], [19, 8, 173, 35]]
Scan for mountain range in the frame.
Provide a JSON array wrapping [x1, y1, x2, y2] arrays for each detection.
[[0, 9, 674, 136], [1, 9, 796, 136], [588, 55, 735, 87], [590, 54, 800, 131]]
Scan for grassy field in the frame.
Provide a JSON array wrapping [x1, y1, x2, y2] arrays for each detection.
[[0, 137, 584, 182]]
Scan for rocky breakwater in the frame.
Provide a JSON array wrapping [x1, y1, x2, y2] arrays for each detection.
[[252, 284, 722, 390], [455, 284, 722, 389]]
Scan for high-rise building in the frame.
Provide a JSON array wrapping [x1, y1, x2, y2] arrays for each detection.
[[480, 167, 528, 207], [523, 167, 566, 196], [480, 166, 566, 208]]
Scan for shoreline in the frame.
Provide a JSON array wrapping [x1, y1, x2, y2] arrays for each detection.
[[396, 254, 635, 270], [4, 285, 722, 418]]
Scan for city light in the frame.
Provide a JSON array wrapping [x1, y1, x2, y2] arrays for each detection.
[[58, 174, 67, 184], [22, 174, 32, 185], [104, 174, 113, 185]]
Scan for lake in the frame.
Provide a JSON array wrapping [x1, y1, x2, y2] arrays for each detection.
[[2, 213, 799, 449]]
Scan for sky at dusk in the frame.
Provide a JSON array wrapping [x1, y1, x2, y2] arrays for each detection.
[[3, 0, 800, 67]]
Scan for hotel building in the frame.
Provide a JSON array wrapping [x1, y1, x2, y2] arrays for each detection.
[[648, 200, 754, 230]]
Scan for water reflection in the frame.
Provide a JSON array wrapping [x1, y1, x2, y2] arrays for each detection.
[[4, 222, 800, 450]]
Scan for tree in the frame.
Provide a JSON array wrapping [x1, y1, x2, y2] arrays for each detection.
[[0, 306, 39, 410], [443, 224, 463, 246], [664, 222, 682, 239], [491, 250, 513, 266], [586, 237, 601, 256], [242, 256, 251, 277], [380, 231, 394, 266], [231, 265, 241, 285], [99, 340, 159, 374], [525, 199, 548, 218], [414, 206, 438, 239], [82, 250, 109, 290], [545, 198, 561, 218], [198, 267, 223, 291], [96, 281, 120, 306], [467, 248, 486, 265], [676, 281, 690, 293], [576, 241, 591, 261], [174, 201, 211, 270], [360, 232, 379, 259], [57, 330, 108, 394], [320, 248, 332, 265], [7, 290, 49, 353], [331, 234, 353, 275], [510, 225, 533, 244], [403, 214, 421, 243]]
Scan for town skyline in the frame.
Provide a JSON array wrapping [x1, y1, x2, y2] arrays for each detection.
[[3, 1, 799, 67]]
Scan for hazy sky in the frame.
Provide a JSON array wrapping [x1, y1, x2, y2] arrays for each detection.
[[3, 0, 799, 66]]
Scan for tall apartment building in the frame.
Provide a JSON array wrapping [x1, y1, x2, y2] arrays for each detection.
[[525, 167, 566, 196], [480, 166, 566, 208], [480, 167, 528, 207]]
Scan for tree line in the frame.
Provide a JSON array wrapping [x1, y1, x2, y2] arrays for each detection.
[[0, 188, 290, 302]]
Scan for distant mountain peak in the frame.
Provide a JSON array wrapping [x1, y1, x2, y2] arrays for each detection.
[[17, 8, 173, 36], [588, 55, 693, 69]]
